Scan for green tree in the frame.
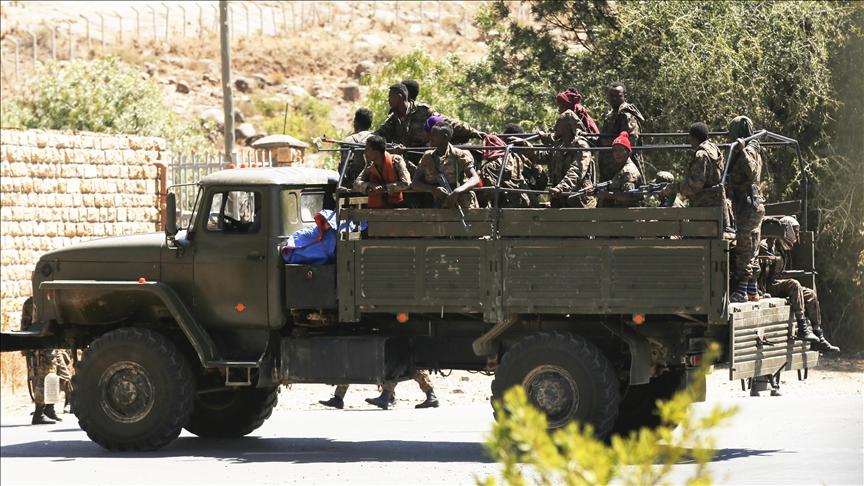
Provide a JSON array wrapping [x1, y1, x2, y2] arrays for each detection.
[[454, 0, 864, 349], [1, 57, 208, 153]]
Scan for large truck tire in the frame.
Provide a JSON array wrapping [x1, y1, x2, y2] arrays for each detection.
[[71, 327, 194, 451], [184, 386, 279, 438], [611, 368, 685, 436], [491, 332, 621, 438]]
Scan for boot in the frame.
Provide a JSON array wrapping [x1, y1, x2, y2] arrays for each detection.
[[318, 396, 344, 409], [365, 391, 395, 410], [43, 404, 62, 421], [796, 318, 819, 342], [415, 390, 439, 409], [811, 327, 840, 353], [31, 405, 55, 425]]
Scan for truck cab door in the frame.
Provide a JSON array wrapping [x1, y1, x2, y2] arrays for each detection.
[[192, 188, 269, 329]]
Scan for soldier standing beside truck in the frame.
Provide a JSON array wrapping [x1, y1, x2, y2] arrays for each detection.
[[726, 116, 766, 303]]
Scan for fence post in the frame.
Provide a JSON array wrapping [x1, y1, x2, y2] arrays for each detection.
[[198, 2, 205, 38], [51, 25, 57, 61], [115, 11, 123, 44], [178, 4, 187, 38], [255, 3, 264, 35], [66, 21, 74, 60], [97, 12, 105, 52], [10, 38, 20, 82], [161, 2, 171, 40], [26, 30, 37, 65], [80, 15, 91, 55], [132, 6, 141, 40], [242, 2, 250, 37]]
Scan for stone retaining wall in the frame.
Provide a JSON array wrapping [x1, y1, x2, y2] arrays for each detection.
[[0, 129, 167, 330]]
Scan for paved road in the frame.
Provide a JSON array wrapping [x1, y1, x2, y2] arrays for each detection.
[[1, 394, 861, 485]]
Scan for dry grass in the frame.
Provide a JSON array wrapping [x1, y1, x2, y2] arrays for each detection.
[[0, 352, 27, 396]]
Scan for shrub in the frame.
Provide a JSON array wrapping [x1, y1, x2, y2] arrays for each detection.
[[3, 57, 209, 153], [480, 343, 736, 486]]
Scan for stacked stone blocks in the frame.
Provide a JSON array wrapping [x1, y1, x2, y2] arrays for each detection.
[[0, 128, 166, 330]]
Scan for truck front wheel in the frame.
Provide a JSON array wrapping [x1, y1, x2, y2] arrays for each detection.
[[184, 386, 279, 438], [491, 332, 620, 437], [71, 327, 194, 451]]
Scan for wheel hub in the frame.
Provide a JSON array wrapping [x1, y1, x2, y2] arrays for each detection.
[[99, 361, 154, 423], [523, 365, 580, 428]]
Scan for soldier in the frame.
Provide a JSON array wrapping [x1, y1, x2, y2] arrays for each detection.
[[353, 135, 411, 208], [595, 131, 641, 208], [534, 110, 596, 208], [555, 88, 599, 134], [600, 83, 645, 181], [726, 116, 766, 303], [338, 108, 374, 188], [410, 122, 480, 210], [20, 298, 66, 424], [661, 122, 731, 228], [760, 221, 839, 353], [479, 134, 530, 208], [401, 78, 420, 103], [366, 371, 439, 410]]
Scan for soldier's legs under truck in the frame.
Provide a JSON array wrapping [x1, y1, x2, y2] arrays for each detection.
[[368, 371, 438, 409]]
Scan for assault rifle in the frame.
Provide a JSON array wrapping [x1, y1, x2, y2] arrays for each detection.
[[436, 174, 470, 230], [624, 182, 676, 207]]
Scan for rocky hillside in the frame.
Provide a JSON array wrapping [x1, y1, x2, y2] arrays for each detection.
[[0, 1, 491, 152]]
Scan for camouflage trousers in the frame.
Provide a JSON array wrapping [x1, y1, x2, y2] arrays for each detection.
[[733, 205, 765, 283], [26, 349, 72, 406], [382, 370, 434, 394], [768, 279, 822, 328]]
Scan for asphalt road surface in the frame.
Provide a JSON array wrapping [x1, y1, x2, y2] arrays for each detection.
[[1, 389, 861, 486]]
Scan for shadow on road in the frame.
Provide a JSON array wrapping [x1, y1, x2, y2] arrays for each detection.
[[0, 436, 494, 464]]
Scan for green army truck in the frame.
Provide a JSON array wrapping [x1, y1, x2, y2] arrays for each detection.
[[2, 158, 819, 451]]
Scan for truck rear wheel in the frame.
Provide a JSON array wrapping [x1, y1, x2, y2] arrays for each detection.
[[184, 386, 279, 438], [611, 368, 685, 436], [71, 327, 194, 451], [491, 332, 620, 437]]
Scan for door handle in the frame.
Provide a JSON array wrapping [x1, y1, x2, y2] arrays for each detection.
[[247, 251, 265, 261]]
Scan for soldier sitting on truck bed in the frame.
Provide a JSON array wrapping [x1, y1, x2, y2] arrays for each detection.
[[478, 134, 530, 208], [410, 122, 481, 210], [759, 218, 840, 353], [594, 131, 642, 208], [338, 108, 374, 188], [531, 110, 596, 208], [660, 122, 732, 230], [352, 135, 411, 209]]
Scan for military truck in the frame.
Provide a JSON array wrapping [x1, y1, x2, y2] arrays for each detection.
[[1, 133, 820, 451]]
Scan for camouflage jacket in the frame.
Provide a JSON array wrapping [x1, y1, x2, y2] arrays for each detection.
[[413, 144, 479, 209], [601, 102, 644, 146], [728, 143, 764, 213], [676, 140, 726, 207], [540, 136, 594, 194], [599, 159, 641, 208], [374, 103, 481, 162]]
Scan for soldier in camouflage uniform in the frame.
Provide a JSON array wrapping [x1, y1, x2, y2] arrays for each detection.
[[478, 134, 530, 208], [533, 111, 596, 208], [411, 122, 481, 210], [338, 108, 374, 188], [726, 116, 766, 303], [599, 83, 645, 182], [366, 370, 438, 410], [760, 226, 839, 353], [20, 298, 68, 424], [661, 122, 731, 228], [595, 131, 642, 208], [374, 83, 483, 168]]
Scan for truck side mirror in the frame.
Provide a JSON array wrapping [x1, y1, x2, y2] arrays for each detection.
[[166, 193, 178, 236]]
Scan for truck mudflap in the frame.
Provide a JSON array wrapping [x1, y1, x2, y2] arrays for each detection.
[[728, 297, 819, 381]]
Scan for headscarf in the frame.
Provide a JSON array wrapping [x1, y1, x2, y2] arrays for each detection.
[[555, 89, 599, 134], [482, 134, 506, 160], [778, 215, 800, 251], [423, 114, 446, 133], [728, 115, 759, 151]]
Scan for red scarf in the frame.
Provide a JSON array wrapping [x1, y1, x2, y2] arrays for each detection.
[[556, 89, 600, 134], [367, 152, 404, 208]]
